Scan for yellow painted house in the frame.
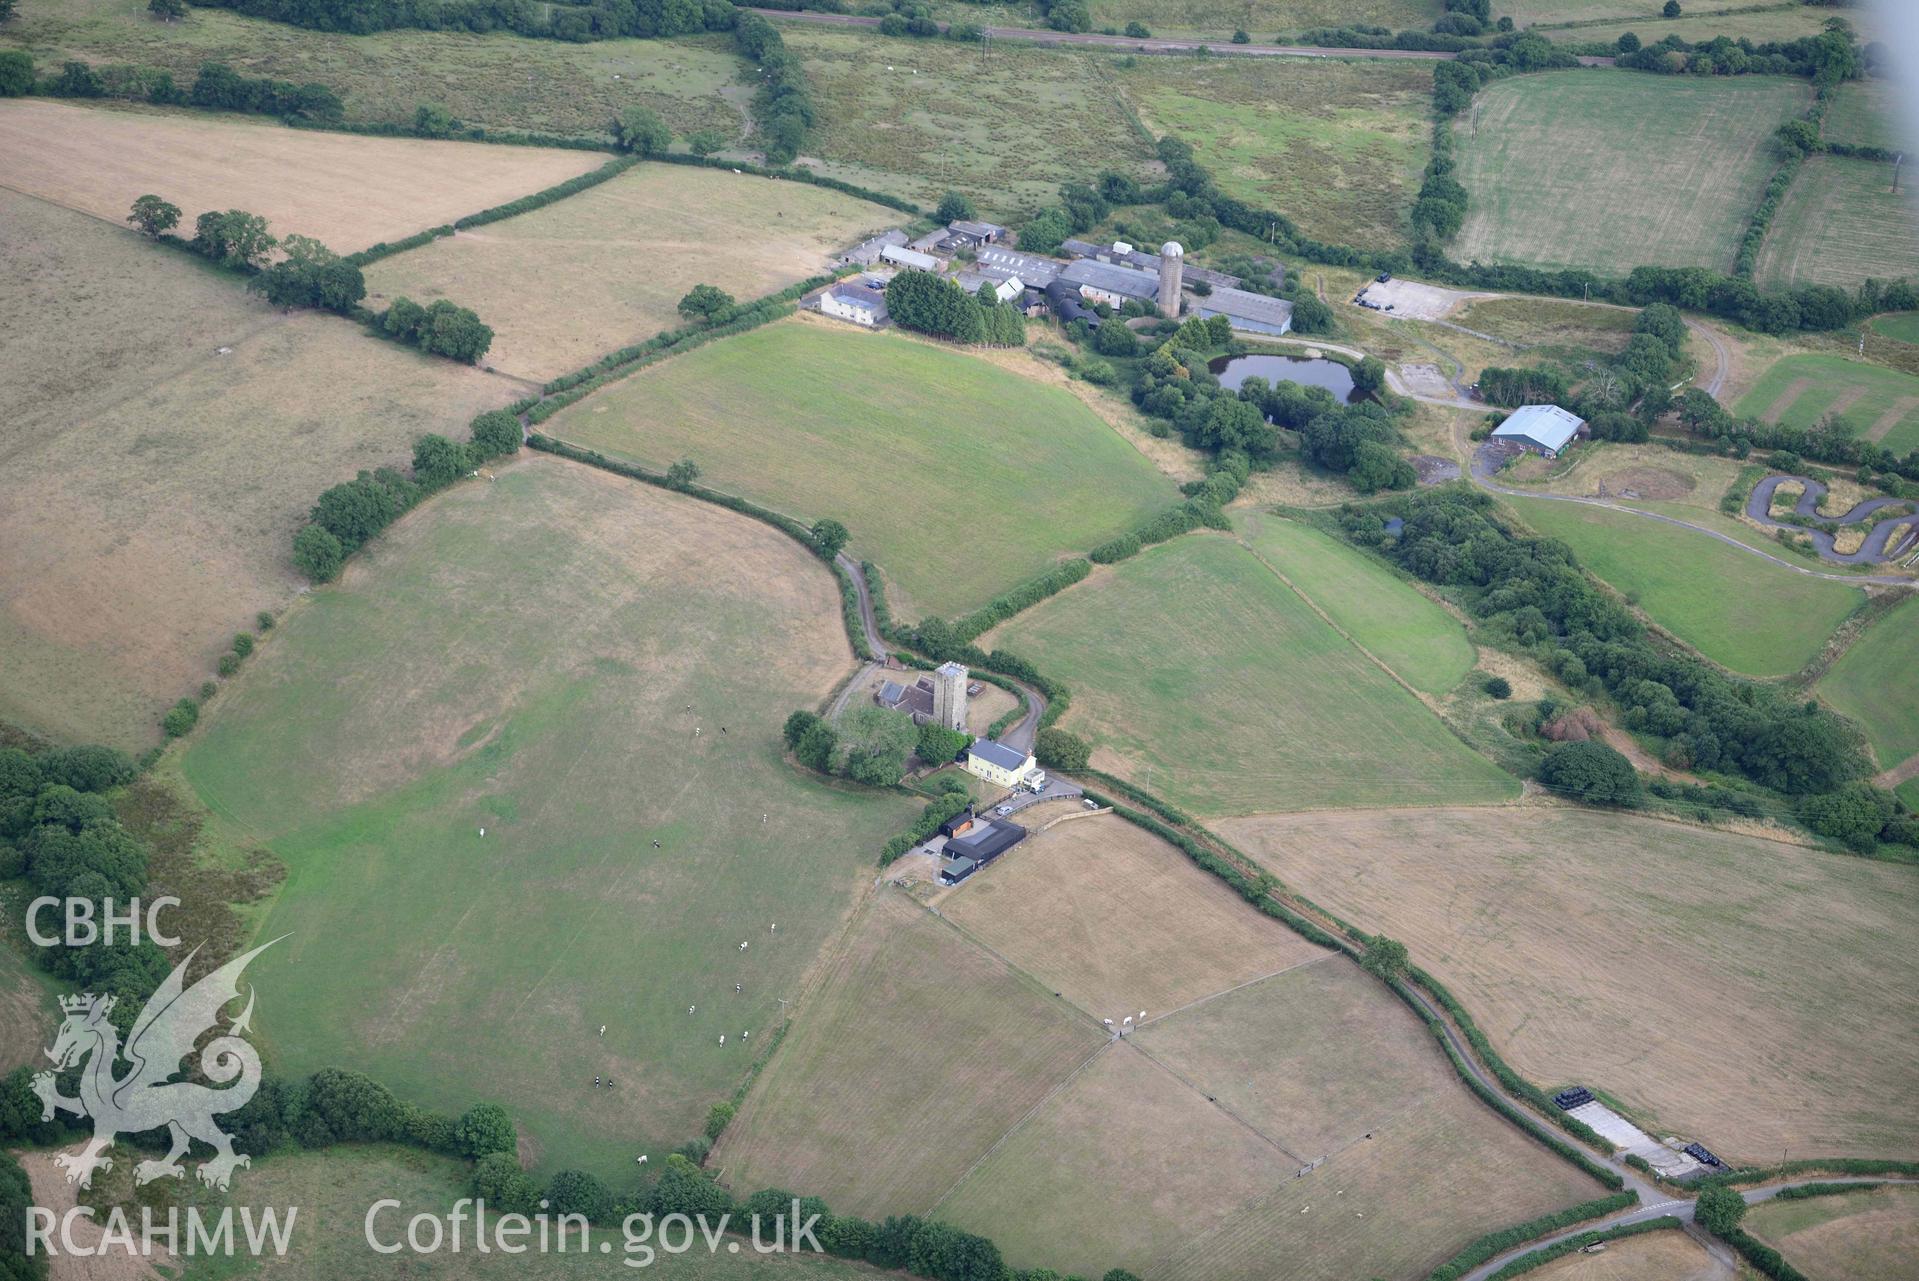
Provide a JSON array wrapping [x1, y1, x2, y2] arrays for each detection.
[[964, 738, 1045, 790]]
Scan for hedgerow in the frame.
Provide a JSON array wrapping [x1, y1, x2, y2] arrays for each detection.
[[1426, 1193, 1637, 1281]]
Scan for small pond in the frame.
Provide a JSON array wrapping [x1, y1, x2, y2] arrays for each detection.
[[1208, 353, 1363, 403]]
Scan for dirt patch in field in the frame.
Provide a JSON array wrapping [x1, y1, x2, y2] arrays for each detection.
[[1412, 454, 1461, 484], [0, 99, 603, 253], [1867, 395, 1919, 441], [1355, 278, 1493, 320], [18, 1149, 169, 1281], [1762, 377, 1815, 423], [1597, 466, 1694, 501]]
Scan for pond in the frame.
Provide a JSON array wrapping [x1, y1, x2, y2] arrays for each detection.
[[1208, 353, 1362, 403]]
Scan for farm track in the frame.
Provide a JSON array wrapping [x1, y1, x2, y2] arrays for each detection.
[[748, 9, 1618, 63]]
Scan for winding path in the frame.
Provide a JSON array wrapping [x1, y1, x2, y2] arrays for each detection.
[[746, 9, 1618, 64], [1746, 475, 1919, 565]]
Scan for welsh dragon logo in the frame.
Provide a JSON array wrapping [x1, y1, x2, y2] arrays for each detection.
[[33, 940, 279, 1191]]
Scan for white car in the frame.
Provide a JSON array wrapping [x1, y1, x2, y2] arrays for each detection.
[[994, 805, 1013, 816]]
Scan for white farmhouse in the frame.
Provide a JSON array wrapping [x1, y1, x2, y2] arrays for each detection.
[[820, 282, 889, 328]]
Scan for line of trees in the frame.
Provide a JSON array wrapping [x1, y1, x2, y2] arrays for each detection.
[[292, 408, 521, 583], [1340, 488, 1895, 805], [378, 296, 494, 363], [884, 271, 1025, 346], [25, 55, 343, 120]]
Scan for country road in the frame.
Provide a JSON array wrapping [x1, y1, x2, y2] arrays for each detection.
[[746, 9, 1616, 64]]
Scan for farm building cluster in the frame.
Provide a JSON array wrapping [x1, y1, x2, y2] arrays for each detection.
[[1490, 404, 1589, 460], [822, 218, 1295, 336], [936, 806, 1027, 886]]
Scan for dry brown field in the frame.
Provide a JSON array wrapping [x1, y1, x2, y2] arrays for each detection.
[[939, 813, 1329, 1018], [364, 164, 895, 380], [1746, 1185, 1919, 1281], [712, 889, 1106, 1218], [1221, 806, 1919, 1160], [0, 99, 603, 253], [0, 189, 515, 747], [1522, 1227, 1721, 1281]]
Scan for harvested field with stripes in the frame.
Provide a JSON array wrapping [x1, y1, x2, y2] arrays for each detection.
[[1733, 353, 1919, 455], [1754, 154, 1919, 293]]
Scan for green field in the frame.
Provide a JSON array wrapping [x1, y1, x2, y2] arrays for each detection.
[[986, 533, 1519, 815], [1872, 312, 1919, 346], [1088, 0, 1437, 39], [1115, 59, 1433, 251], [1734, 353, 1919, 454], [1504, 497, 1862, 677], [1826, 78, 1910, 152], [141, 1144, 892, 1280], [1453, 71, 1808, 273], [546, 319, 1177, 619], [0, 0, 747, 140], [1755, 155, 1919, 293], [1243, 517, 1476, 695], [180, 457, 917, 1183], [1819, 594, 1919, 770], [782, 29, 1151, 214]]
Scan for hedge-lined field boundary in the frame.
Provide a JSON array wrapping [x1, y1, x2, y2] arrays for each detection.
[[1482, 1216, 1682, 1280], [1426, 1193, 1638, 1281], [345, 155, 643, 268]]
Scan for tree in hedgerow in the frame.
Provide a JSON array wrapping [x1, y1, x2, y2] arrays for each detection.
[[292, 524, 345, 583], [916, 723, 969, 768], [413, 103, 457, 137], [468, 410, 522, 459], [1034, 727, 1090, 772], [1359, 935, 1409, 982], [127, 194, 181, 238], [1662, 0, 1680, 16], [0, 51, 32, 96], [666, 459, 701, 490], [417, 300, 493, 363], [454, 1103, 516, 1159], [1694, 1185, 1745, 1237], [1775, 118, 1821, 158], [192, 209, 276, 268], [149, 0, 187, 21], [1537, 741, 1640, 806], [161, 699, 199, 738], [685, 128, 727, 157], [678, 284, 735, 322], [0, 0, 19, 25], [935, 191, 975, 223], [544, 1170, 612, 1220], [411, 433, 470, 491], [613, 104, 671, 155], [838, 706, 916, 786], [469, 1152, 540, 1215], [811, 518, 849, 559]]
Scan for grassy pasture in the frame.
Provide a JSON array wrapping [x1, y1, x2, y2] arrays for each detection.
[[713, 889, 1105, 1218], [0, 99, 604, 254], [1087, 0, 1438, 39], [1825, 78, 1909, 151], [1734, 352, 1919, 454], [985, 533, 1520, 815], [939, 813, 1330, 1018], [365, 166, 895, 380], [1745, 1185, 1919, 1281], [1519, 3, 1876, 45], [0, 189, 514, 748], [181, 457, 918, 1182], [781, 30, 1151, 214], [112, 1144, 894, 1280], [1450, 296, 1638, 357], [546, 319, 1176, 619], [1819, 594, 1919, 770], [1243, 516, 1476, 694], [1452, 71, 1808, 273], [1114, 58, 1433, 251], [0, 0, 748, 140], [1503, 496, 1863, 676], [1755, 155, 1919, 293], [1872, 312, 1919, 345], [1222, 806, 1919, 1159]]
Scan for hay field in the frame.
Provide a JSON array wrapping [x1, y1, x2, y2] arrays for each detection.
[[181, 457, 918, 1182], [1451, 296, 1638, 357], [1734, 353, 1919, 454], [1755, 155, 1919, 293], [1518, 1227, 1719, 1281], [985, 534, 1520, 815], [1503, 496, 1863, 677], [1115, 58, 1433, 251], [546, 319, 1177, 619], [782, 29, 1152, 214], [0, 99, 603, 254], [1087, 0, 1436, 39], [1453, 71, 1808, 272], [366, 165, 895, 380], [942, 959, 1602, 1281], [1745, 1185, 1919, 1281], [146, 1144, 892, 1280], [0, 0, 748, 141], [1825, 78, 1910, 153], [1818, 594, 1919, 770], [1222, 806, 1919, 1159], [939, 813, 1330, 1017], [1242, 515, 1476, 695], [0, 189, 514, 748], [712, 890, 1105, 1217]]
